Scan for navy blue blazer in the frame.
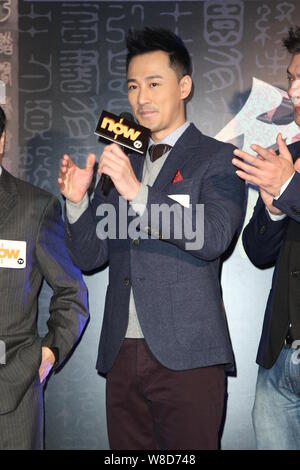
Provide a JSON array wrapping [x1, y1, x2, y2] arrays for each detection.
[[243, 140, 300, 368], [66, 124, 245, 374]]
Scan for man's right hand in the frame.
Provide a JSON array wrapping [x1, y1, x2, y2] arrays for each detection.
[[261, 157, 300, 216], [58, 153, 96, 203]]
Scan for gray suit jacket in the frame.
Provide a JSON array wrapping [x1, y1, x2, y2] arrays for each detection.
[[66, 124, 245, 373], [0, 169, 89, 414]]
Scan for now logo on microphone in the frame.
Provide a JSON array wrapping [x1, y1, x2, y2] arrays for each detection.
[[95, 110, 150, 155]]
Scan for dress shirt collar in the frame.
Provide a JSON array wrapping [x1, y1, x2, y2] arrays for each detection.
[[148, 121, 190, 149]]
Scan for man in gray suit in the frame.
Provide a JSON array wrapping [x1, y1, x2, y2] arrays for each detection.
[[0, 106, 89, 449], [59, 28, 244, 449]]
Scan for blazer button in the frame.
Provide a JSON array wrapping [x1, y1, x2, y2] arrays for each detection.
[[67, 228, 72, 240], [124, 277, 130, 287], [133, 239, 140, 246], [259, 225, 266, 235], [291, 271, 300, 278]]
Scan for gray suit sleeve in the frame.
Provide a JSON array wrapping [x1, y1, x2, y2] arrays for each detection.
[[36, 196, 89, 367]]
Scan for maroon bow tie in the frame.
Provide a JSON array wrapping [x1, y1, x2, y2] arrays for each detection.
[[148, 144, 172, 162]]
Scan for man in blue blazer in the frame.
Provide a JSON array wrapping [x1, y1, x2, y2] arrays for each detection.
[[232, 27, 300, 450], [59, 28, 245, 450]]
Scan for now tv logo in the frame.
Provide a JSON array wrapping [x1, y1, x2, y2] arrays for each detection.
[[101, 116, 141, 142], [0, 240, 26, 269], [0, 247, 20, 259], [95, 110, 150, 155]]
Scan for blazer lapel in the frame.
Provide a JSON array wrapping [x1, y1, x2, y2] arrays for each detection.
[[130, 124, 203, 190], [152, 124, 201, 190], [0, 168, 18, 227]]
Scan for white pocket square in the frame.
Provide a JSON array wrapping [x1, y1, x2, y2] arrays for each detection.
[[167, 194, 190, 208]]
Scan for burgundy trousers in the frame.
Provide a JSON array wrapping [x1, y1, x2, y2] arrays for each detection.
[[106, 339, 225, 450]]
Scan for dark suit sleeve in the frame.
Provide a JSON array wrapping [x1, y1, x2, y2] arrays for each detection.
[[272, 171, 300, 223], [140, 145, 245, 261], [64, 190, 109, 272], [36, 196, 89, 367], [242, 193, 288, 268]]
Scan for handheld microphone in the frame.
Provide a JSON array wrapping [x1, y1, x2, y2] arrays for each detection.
[[101, 112, 134, 195], [95, 110, 150, 195]]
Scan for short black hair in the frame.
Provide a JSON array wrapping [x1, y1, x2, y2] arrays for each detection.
[[0, 105, 6, 138], [126, 28, 192, 78], [283, 26, 300, 54]]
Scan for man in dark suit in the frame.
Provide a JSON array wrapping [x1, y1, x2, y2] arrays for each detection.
[[0, 106, 89, 449], [59, 28, 244, 450], [232, 27, 300, 449]]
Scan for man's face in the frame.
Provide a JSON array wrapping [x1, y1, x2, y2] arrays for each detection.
[[287, 53, 300, 126], [127, 50, 191, 142]]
